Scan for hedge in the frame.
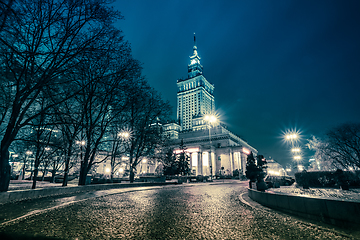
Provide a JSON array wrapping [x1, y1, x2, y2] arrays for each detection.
[[295, 170, 360, 188]]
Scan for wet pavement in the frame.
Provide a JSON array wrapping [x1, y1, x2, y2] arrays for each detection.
[[1, 181, 360, 239]]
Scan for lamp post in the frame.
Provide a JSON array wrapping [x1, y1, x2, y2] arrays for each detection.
[[204, 114, 217, 180], [284, 130, 304, 172], [24, 150, 33, 180], [117, 130, 131, 178], [76, 140, 86, 164]]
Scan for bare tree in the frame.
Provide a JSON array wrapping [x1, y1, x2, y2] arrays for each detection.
[[0, 0, 14, 32], [306, 136, 339, 171], [307, 123, 360, 170], [71, 32, 141, 186], [324, 123, 360, 169], [26, 96, 61, 189], [0, 0, 121, 191], [125, 81, 172, 182], [107, 121, 130, 182]]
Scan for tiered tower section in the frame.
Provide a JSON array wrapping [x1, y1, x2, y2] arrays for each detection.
[[177, 35, 215, 131]]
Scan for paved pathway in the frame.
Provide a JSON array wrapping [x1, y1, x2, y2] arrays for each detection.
[[1, 181, 359, 239]]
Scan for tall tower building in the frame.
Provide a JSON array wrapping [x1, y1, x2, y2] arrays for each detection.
[[177, 35, 215, 130]]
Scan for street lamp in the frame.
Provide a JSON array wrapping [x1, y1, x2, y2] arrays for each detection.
[[204, 114, 218, 180], [118, 129, 132, 140], [76, 140, 86, 168], [285, 133, 298, 141], [284, 129, 304, 171], [284, 129, 301, 145], [118, 131, 130, 139], [291, 148, 301, 153], [24, 150, 33, 180]]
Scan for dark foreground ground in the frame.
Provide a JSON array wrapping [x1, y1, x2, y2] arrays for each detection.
[[1, 181, 359, 239]]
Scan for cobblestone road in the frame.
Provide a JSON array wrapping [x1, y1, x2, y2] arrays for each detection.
[[1, 181, 359, 239]]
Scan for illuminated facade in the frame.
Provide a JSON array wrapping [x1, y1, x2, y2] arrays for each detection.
[[164, 36, 257, 177], [170, 126, 257, 177], [177, 35, 215, 131]]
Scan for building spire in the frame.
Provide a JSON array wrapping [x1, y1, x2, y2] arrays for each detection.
[[193, 32, 197, 50], [188, 33, 202, 78]]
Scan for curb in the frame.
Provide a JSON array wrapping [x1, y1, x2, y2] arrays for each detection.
[[248, 188, 360, 228]]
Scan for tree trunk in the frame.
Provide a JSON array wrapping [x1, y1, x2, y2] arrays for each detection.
[[129, 165, 134, 183], [0, 148, 10, 192], [21, 163, 26, 180], [32, 168, 38, 189], [78, 161, 89, 185], [62, 158, 70, 187], [31, 157, 40, 189], [41, 164, 47, 181], [50, 169, 55, 183], [110, 170, 114, 183]]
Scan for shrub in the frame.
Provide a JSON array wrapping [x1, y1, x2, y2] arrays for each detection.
[[295, 170, 360, 188]]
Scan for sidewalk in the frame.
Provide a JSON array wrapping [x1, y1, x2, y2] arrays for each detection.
[[8, 180, 77, 191], [8, 178, 240, 191], [2, 179, 240, 205]]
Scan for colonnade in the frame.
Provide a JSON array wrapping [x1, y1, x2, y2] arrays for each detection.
[[188, 147, 248, 177]]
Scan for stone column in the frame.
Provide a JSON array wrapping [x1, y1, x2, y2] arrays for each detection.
[[197, 151, 202, 175], [241, 152, 246, 175], [189, 153, 193, 170], [215, 152, 221, 176], [229, 149, 234, 176], [209, 147, 214, 179]]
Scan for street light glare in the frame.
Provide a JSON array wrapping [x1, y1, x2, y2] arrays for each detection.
[[119, 130, 131, 139], [291, 148, 301, 153], [283, 128, 302, 143], [204, 114, 217, 124], [285, 133, 298, 140], [76, 140, 86, 146]]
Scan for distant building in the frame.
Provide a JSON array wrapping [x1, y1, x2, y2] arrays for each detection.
[[265, 159, 286, 176], [164, 35, 257, 177]]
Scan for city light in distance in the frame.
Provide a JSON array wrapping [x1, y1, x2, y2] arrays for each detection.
[[76, 140, 85, 146], [174, 147, 199, 154], [294, 156, 301, 160], [268, 170, 281, 176], [291, 148, 301, 153], [282, 128, 302, 144], [204, 114, 217, 124], [285, 133, 298, 141], [242, 147, 250, 155], [118, 131, 130, 139]]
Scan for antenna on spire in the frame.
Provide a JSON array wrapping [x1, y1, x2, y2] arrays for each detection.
[[194, 32, 197, 49]]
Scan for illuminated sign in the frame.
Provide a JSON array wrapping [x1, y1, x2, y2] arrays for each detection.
[[242, 147, 250, 155]]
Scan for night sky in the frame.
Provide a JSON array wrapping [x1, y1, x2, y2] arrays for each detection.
[[113, 0, 360, 167]]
